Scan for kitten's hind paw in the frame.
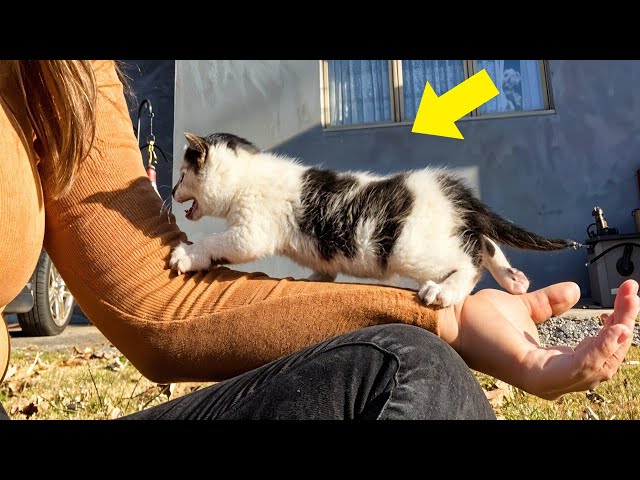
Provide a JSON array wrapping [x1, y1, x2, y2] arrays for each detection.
[[501, 267, 529, 294]]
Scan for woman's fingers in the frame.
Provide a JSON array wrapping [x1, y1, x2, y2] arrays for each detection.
[[521, 282, 581, 325], [574, 323, 630, 379], [599, 340, 631, 383], [556, 290, 637, 395], [537, 329, 627, 399], [608, 279, 640, 331], [533, 281, 638, 398]]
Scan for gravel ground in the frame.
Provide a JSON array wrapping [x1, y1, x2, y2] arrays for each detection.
[[537, 315, 640, 348]]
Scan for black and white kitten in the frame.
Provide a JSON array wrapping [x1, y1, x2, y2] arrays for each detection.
[[170, 132, 578, 307]]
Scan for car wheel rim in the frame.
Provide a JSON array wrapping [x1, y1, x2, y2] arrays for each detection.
[[48, 263, 74, 327]]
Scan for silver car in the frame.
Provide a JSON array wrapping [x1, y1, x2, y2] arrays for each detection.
[[3, 251, 76, 336]]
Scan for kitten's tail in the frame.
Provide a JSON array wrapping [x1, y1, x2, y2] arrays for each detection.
[[477, 209, 581, 251], [438, 171, 581, 251]]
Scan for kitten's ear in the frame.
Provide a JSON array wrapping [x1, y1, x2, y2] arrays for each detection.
[[184, 133, 208, 154]]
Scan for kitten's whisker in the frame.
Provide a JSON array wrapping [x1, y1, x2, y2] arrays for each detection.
[[159, 196, 170, 214], [159, 196, 174, 224]]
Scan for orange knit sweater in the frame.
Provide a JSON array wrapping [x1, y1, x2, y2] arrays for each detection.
[[1, 60, 439, 383]]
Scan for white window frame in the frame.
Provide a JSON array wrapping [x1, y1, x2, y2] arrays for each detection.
[[320, 60, 554, 130]]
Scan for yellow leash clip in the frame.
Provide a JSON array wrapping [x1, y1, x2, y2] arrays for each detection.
[[147, 136, 158, 168]]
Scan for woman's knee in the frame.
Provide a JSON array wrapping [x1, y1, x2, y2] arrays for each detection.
[[330, 324, 495, 419]]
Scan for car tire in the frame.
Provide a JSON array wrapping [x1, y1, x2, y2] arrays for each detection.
[[17, 251, 75, 336]]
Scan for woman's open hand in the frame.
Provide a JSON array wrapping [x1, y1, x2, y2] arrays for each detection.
[[439, 279, 639, 400]]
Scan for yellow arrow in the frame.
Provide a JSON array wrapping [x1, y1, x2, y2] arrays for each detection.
[[411, 69, 499, 140]]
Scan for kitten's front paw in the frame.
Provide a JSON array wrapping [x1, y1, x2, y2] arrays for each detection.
[[419, 281, 442, 305], [169, 242, 211, 274], [418, 281, 459, 307]]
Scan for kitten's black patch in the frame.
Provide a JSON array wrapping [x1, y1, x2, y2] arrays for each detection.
[[437, 173, 575, 267], [184, 133, 260, 176], [204, 133, 260, 155], [298, 169, 359, 261], [436, 174, 485, 267], [483, 238, 496, 257], [298, 168, 414, 269], [184, 147, 205, 175], [367, 176, 414, 268]]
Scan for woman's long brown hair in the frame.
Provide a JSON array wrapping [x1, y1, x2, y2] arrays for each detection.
[[13, 60, 98, 198]]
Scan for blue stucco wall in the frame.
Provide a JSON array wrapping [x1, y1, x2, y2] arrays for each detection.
[[174, 60, 640, 296]]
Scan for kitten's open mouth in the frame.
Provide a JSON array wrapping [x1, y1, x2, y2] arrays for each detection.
[[185, 199, 198, 220]]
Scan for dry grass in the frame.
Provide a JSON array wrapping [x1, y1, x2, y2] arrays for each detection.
[[474, 346, 640, 420], [1, 345, 213, 419], [3, 342, 639, 420]]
